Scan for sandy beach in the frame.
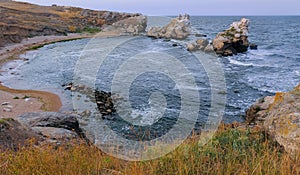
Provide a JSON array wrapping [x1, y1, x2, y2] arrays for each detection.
[[0, 31, 121, 118]]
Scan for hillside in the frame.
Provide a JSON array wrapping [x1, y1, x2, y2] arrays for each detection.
[[0, 0, 141, 47]]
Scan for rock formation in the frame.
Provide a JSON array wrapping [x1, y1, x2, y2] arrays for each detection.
[[186, 38, 215, 53], [16, 112, 86, 145], [0, 1, 143, 47], [212, 18, 250, 56], [0, 118, 42, 150], [246, 84, 300, 155], [147, 14, 191, 40], [102, 15, 147, 35]]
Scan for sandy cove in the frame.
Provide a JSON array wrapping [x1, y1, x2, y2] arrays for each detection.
[[0, 31, 121, 118]]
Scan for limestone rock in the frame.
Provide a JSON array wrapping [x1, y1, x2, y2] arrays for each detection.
[[186, 38, 215, 54], [147, 14, 191, 40], [33, 127, 78, 140], [187, 43, 197, 51], [102, 15, 147, 35], [16, 112, 85, 141], [212, 18, 251, 56], [246, 84, 300, 156], [196, 39, 209, 49], [246, 96, 275, 125]]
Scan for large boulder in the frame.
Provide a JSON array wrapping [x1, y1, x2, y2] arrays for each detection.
[[246, 84, 300, 155], [147, 14, 191, 40], [213, 18, 250, 56], [102, 15, 147, 35], [186, 38, 215, 54], [16, 112, 86, 143]]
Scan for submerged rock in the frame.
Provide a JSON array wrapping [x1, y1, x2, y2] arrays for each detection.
[[213, 18, 251, 56], [250, 43, 258, 50], [246, 84, 300, 156], [95, 90, 116, 117], [147, 14, 191, 40]]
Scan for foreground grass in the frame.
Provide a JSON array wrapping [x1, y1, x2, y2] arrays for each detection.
[[1, 125, 300, 175]]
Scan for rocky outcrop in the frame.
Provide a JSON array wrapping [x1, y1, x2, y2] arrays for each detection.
[[246, 84, 300, 155], [186, 38, 215, 53], [0, 118, 42, 150], [0, 1, 143, 47], [212, 18, 250, 56], [245, 96, 275, 125], [102, 15, 147, 35], [147, 14, 191, 40], [16, 112, 86, 144]]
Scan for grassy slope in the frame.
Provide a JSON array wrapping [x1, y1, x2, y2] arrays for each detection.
[[1, 125, 299, 175]]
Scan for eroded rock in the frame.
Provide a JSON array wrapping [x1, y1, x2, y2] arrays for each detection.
[[102, 15, 147, 35], [16, 112, 86, 144], [0, 118, 42, 150], [147, 14, 191, 40], [246, 84, 300, 156], [212, 18, 251, 56]]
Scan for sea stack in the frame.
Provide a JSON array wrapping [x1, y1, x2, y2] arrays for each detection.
[[212, 18, 250, 56], [147, 14, 191, 40]]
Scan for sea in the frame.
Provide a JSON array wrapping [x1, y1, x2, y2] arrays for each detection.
[[0, 16, 299, 140]]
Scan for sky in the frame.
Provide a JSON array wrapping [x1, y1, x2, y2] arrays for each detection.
[[15, 0, 300, 16]]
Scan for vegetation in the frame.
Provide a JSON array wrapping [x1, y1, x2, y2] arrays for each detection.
[[1, 125, 299, 175], [28, 37, 87, 51], [78, 27, 101, 34]]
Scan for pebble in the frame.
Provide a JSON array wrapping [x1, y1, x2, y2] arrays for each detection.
[[6, 105, 13, 108], [1, 102, 10, 106], [3, 107, 12, 112]]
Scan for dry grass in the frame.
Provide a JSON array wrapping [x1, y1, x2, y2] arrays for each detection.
[[1, 126, 300, 175]]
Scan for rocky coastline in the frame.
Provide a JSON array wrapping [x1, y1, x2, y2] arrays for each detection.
[[0, 1, 299, 159]]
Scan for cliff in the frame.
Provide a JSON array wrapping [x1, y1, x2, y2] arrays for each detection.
[[0, 0, 142, 47]]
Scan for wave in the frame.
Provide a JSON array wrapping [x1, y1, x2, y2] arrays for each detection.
[[227, 57, 255, 67]]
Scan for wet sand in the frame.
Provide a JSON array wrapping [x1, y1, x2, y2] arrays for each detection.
[[0, 32, 121, 118], [0, 84, 62, 118]]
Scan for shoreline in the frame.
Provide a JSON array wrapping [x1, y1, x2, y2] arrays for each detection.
[[0, 84, 62, 118], [0, 31, 121, 118], [0, 33, 93, 65]]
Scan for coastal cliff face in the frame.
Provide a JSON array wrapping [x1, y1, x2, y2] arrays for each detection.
[[246, 84, 300, 155], [0, 1, 143, 47]]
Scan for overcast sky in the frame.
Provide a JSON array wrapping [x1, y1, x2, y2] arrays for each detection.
[[16, 0, 300, 16]]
